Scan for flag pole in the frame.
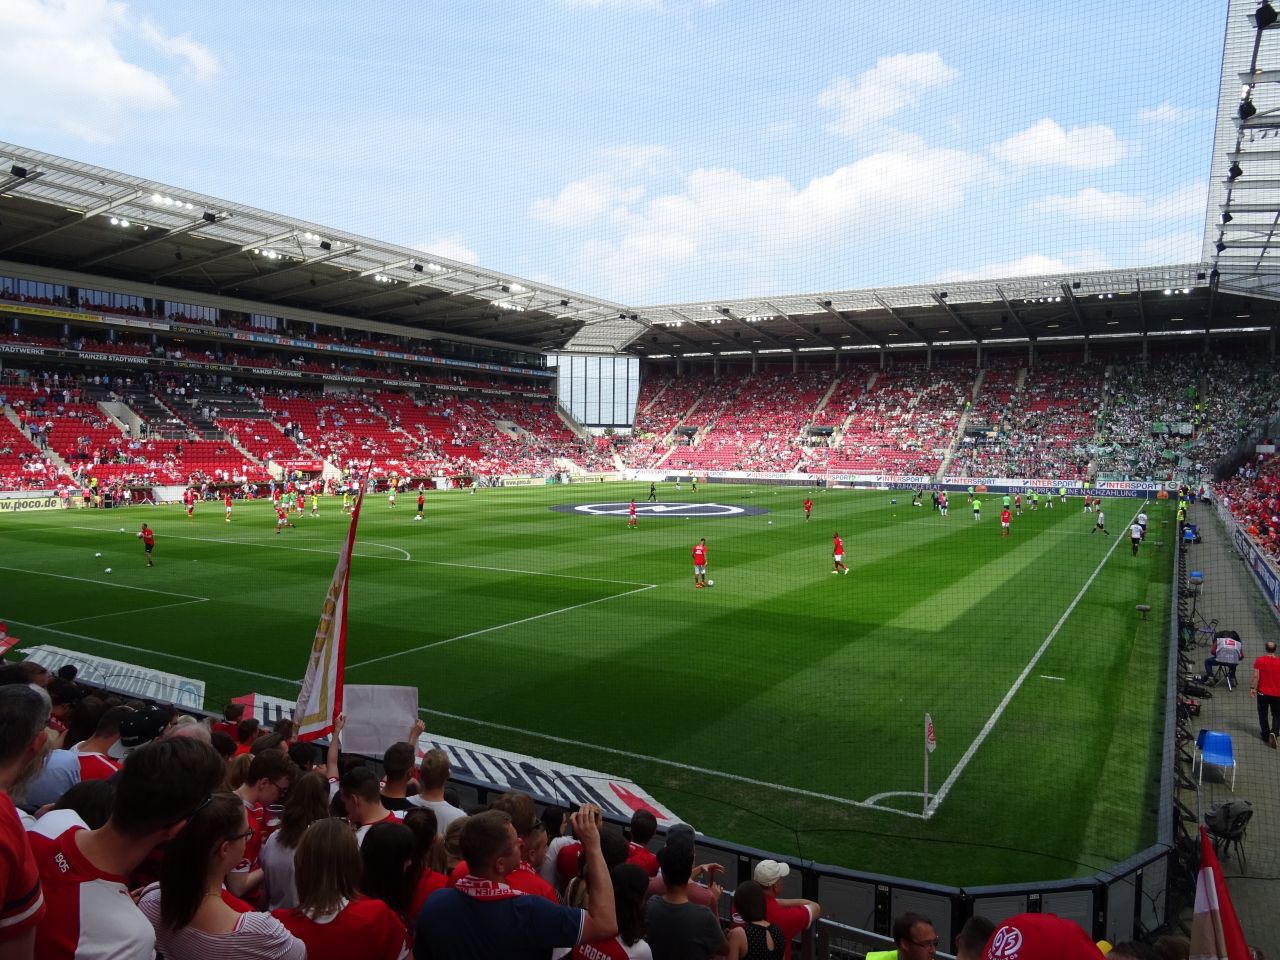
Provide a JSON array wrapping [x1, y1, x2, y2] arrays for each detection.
[[923, 738, 929, 816]]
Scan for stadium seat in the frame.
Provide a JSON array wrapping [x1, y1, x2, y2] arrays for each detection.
[[1193, 730, 1236, 790]]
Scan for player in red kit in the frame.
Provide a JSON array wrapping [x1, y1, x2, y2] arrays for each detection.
[[1001, 507, 1011, 537], [275, 503, 295, 534], [628, 499, 637, 528], [415, 490, 425, 521], [803, 497, 812, 521], [832, 532, 848, 574], [184, 488, 195, 518], [224, 491, 233, 523], [692, 538, 707, 589], [137, 523, 155, 566]]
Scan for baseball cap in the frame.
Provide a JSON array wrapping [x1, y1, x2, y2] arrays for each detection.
[[664, 823, 696, 848], [753, 859, 791, 887], [111, 704, 171, 757], [983, 914, 1106, 960]]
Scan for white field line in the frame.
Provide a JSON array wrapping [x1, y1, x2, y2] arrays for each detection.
[[64, 526, 655, 588], [4, 619, 299, 685], [0, 564, 209, 601], [345, 585, 659, 669], [923, 502, 1143, 818], [38, 599, 208, 628], [419, 705, 928, 820]]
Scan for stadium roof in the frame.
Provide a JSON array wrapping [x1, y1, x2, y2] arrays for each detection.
[[0, 142, 628, 354], [1206, 0, 1280, 297]]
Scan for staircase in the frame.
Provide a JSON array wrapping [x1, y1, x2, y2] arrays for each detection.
[[120, 390, 189, 440]]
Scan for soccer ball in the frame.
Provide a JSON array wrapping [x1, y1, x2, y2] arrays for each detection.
[[768, 521, 773, 525], [94, 552, 102, 558], [706, 579, 714, 587], [119, 527, 126, 533], [890, 499, 897, 505], [104, 568, 112, 574]]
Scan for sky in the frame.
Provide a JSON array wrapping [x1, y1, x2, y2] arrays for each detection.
[[0, 0, 1228, 306]]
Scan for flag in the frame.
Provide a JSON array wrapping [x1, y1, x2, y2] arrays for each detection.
[[293, 489, 364, 742], [0, 622, 20, 658], [1190, 826, 1250, 960], [925, 713, 937, 754]]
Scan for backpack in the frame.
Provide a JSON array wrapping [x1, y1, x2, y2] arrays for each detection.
[[1204, 798, 1251, 835]]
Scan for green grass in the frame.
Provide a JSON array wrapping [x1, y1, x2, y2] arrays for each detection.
[[0, 483, 1172, 885]]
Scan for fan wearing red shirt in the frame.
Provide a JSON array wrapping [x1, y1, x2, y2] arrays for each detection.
[[274, 819, 409, 960], [211, 701, 246, 739], [0, 685, 49, 956], [803, 498, 812, 521], [751, 860, 821, 960], [229, 749, 295, 905], [624, 810, 660, 878], [692, 538, 708, 589], [137, 523, 155, 567], [340, 768, 404, 845], [72, 705, 133, 780], [832, 533, 848, 575]]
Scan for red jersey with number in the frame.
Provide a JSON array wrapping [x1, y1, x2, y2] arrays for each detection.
[[833, 536, 843, 555], [141, 529, 154, 548], [0, 793, 43, 941], [804, 499, 812, 512], [1001, 510, 1011, 524], [692, 544, 706, 566]]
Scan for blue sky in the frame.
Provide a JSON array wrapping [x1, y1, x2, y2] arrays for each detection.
[[1, 0, 1227, 305]]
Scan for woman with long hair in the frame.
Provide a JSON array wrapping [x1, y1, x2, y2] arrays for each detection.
[[725, 880, 784, 960], [137, 792, 304, 960], [403, 807, 449, 920], [272, 817, 410, 960], [261, 770, 331, 910], [554, 862, 653, 959], [359, 821, 417, 926]]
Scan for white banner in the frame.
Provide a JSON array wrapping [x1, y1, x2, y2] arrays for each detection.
[[293, 490, 364, 741], [342, 684, 418, 756], [233, 690, 682, 825], [21, 645, 205, 709]]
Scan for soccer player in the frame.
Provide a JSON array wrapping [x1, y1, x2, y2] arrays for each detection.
[[939, 492, 948, 517], [1129, 520, 1144, 556], [648, 482, 658, 503], [832, 532, 849, 574], [691, 477, 697, 494], [416, 490, 426, 521], [1031, 491, 1040, 511], [1014, 493, 1022, 516], [692, 538, 708, 589], [1000, 507, 1011, 537], [137, 523, 155, 566], [1045, 488, 1054, 509], [388, 483, 397, 508], [275, 502, 295, 534], [966, 485, 974, 504], [1092, 510, 1109, 535], [224, 491, 233, 523], [972, 497, 981, 522], [1137, 508, 1148, 538], [1002, 493, 1011, 511], [628, 499, 637, 528], [342, 490, 352, 514], [803, 497, 812, 521], [310, 489, 319, 517], [184, 488, 195, 519], [1060, 485, 1067, 504]]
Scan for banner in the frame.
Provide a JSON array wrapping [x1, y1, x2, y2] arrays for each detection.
[[20, 645, 205, 709], [293, 488, 364, 741], [0, 497, 61, 513], [232, 689, 683, 825], [1190, 826, 1249, 959]]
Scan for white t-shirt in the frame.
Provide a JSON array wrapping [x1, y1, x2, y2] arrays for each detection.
[[1130, 523, 1143, 539], [406, 795, 467, 833], [1137, 512, 1148, 526], [259, 831, 300, 911]]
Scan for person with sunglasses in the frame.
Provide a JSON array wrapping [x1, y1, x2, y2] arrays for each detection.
[[138, 792, 304, 960]]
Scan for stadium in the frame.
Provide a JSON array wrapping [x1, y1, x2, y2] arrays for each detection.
[[1, 0, 1278, 957]]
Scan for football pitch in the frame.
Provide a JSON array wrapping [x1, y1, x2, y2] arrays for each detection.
[[0, 483, 1173, 885]]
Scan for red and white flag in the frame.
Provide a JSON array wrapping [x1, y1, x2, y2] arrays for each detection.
[[925, 713, 937, 754], [293, 489, 364, 742], [0, 622, 20, 658], [1190, 826, 1250, 960]]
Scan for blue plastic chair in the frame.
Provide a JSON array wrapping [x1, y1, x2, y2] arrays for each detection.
[[1194, 730, 1236, 790]]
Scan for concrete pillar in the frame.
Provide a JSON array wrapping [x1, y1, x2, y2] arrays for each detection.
[[792, 352, 798, 373], [879, 347, 886, 370], [676, 358, 683, 376], [926, 346, 933, 369], [1141, 338, 1148, 361], [1271, 321, 1277, 360], [1028, 342, 1034, 367], [976, 343, 982, 368], [714, 357, 720, 378], [752, 353, 758, 373]]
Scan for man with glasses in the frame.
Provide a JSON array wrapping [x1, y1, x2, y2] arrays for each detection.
[[228, 748, 296, 905], [866, 912, 939, 960], [30, 737, 225, 960]]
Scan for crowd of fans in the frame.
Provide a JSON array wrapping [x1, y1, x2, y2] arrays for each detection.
[[1217, 452, 1280, 559]]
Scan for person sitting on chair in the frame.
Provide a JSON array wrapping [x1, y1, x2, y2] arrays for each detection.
[[1200, 630, 1244, 686]]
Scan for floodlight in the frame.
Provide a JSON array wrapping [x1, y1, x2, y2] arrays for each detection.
[[1240, 98, 1257, 121], [1216, 240, 1228, 253], [10, 165, 29, 178], [319, 240, 332, 251], [1255, 0, 1277, 29], [1221, 211, 1233, 223], [414, 263, 424, 273], [1228, 161, 1243, 180], [202, 211, 217, 223]]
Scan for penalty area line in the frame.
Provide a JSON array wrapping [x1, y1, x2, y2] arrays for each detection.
[[345, 585, 660, 669], [0, 564, 209, 601], [924, 502, 1143, 819]]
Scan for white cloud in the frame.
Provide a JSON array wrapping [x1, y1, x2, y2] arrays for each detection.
[[138, 19, 219, 82], [1138, 102, 1201, 124], [819, 52, 958, 137], [0, 0, 216, 142], [558, 143, 989, 299], [1133, 230, 1202, 264], [529, 174, 645, 228], [932, 250, 1112, 284], [1030, 182, 1206, 222], [414, 234, 480, 265], [594, 144, 669, 174], [991, 119, 1125, 169]]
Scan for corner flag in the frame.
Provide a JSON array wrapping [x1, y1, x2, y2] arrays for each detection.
[[294, 487, 364, 741], [925, 713, 937, 753]]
